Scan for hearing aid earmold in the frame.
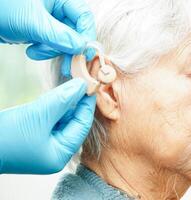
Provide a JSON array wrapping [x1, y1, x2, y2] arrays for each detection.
[[71, 42, 117, 96]]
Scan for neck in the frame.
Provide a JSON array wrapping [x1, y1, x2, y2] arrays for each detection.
[[82, 149, 190, 200]]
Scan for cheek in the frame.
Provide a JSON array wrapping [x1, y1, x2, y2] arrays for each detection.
[[147, 73, 191, 168], [119, 69, 191, 167]]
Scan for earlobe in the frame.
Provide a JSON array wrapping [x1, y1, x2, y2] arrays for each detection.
[[97, 84, 120, 121]]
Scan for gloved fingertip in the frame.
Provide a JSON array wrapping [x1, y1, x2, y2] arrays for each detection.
[[68, 77, 88, 102], [80, 95, 97, 113], [26, 44, 62, 60], [63, 78, 88, 95], [61, 55, 72, 77], [26, 46, 39, 60]]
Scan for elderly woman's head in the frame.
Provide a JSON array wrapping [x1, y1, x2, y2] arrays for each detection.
[[51, 0, 191, 198], [81, 0, 191, 198], [83, 0, 191, 166]]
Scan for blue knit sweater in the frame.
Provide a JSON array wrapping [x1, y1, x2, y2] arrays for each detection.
[[52, 164, 135, 200]]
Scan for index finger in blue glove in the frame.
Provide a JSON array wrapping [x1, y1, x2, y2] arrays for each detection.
[[27, 13, 96, 61], [35, 0, 96, 55], [49, 0, 97, 58], [54, 95, 96, 155], [26, 16, 76, 60], [35, 78, 87, 130], [26, 44, 72, 78], [58, 0, 97, 59], [26, 43, 63, 60], [61, 54, 72, 77], [33, 10, 87, 55], [27, 44, 95, 79]]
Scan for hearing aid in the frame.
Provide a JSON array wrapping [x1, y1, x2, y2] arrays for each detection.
[[71, 55, 100, 96], [71, 48, 117, 96]]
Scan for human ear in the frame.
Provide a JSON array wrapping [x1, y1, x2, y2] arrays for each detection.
[[71, 54, 116, 95], [87, 56, 120, 121]]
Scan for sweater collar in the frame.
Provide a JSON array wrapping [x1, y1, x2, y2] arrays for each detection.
[[76, 164, 136, 200]]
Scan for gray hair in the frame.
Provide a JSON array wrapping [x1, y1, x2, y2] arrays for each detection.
[[49, 0, 191, 159]]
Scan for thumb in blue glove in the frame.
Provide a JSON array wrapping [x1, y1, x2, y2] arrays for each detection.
[[0, 78, 96, 174]]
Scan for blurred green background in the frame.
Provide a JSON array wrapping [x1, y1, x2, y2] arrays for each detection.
[[0, 45, 44, 109]]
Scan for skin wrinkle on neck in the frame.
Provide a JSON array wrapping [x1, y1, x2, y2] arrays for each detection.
[[108, 157, 141, 199], [82, 145, 190, 200]]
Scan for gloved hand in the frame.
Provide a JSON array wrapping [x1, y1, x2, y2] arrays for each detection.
[[0, 78, 96, 174], [0, 0, 96, 74]]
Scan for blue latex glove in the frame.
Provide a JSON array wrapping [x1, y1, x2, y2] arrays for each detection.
[[0, 78, 96, 174], [0, 0, 96, 75]]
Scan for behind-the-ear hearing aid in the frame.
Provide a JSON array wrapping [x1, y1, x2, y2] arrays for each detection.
[[71, 42, 117, 96]]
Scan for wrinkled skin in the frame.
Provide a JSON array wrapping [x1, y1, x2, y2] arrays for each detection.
[[117, 37, 191, 176], [83, 35, 191, 199]]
